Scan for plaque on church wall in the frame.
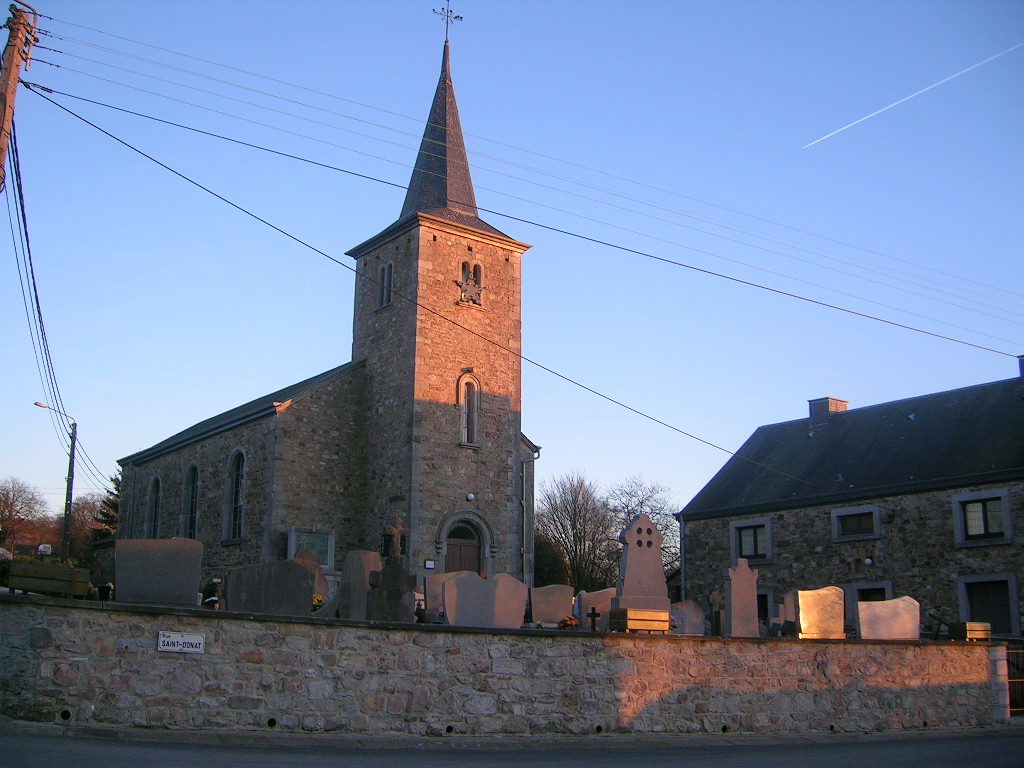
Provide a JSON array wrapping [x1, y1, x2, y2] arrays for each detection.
[[287, 526, 335, 571]]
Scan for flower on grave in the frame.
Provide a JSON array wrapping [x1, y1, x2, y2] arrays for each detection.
[[311, 593, 325, 611], [558, 616, 579, 630]]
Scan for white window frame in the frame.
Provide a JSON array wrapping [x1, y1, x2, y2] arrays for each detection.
[[831, 505, 881, 543], [730, 517, 772, 564], [952, 488, 1012, 547], [956, 571, 1020, 637]]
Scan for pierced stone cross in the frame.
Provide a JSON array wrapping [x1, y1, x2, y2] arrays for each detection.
[[385, 516, 409, 559]]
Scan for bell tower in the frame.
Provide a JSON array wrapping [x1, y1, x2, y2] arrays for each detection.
[[348, 42, 534, 581]]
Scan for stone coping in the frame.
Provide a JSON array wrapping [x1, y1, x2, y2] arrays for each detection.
[[0, 592, 1006, 647]]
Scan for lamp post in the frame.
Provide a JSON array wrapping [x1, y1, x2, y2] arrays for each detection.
[[34, 401, 76, 561]]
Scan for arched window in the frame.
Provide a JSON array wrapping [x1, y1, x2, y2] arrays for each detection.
[[378, 261, 393, 307], [147, 477, 161, 538], [458, 375, 480, 445], [226, 452, 245, 540], [184, 466, 199, 539], [457, 260, 483, 305]]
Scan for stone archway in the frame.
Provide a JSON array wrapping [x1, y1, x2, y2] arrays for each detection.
[[436, 510, 496, 576], [445, 523, 481, 574]]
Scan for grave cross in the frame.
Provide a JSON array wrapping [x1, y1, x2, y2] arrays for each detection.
[[587, 606, 601, 633], [384, 516, 409, 559]]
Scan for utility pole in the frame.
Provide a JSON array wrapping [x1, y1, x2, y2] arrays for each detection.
[[0, 2, 38, 190]]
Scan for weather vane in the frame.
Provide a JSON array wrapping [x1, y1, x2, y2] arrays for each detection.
[[433, 1, 463, 42]]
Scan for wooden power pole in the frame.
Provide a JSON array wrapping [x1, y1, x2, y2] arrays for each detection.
[[0, 1, 37, 189]]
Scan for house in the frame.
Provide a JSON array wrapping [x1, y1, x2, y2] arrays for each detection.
[[118, 41, 539, 585], [678, 367, 1024, 638]]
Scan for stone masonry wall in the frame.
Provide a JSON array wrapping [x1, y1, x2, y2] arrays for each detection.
[[683, 481, 1024, 632], [0, 596, 1008, 736]]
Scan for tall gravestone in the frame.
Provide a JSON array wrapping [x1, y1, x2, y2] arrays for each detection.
[[725, 557, 760, 638], [424, 570, 472, 623], [337, 550, 382, 621], [367, 517, 417, 623], [115, 539, 203, 607], [670, 600, 706, 635], [610, 514, 670, 632]]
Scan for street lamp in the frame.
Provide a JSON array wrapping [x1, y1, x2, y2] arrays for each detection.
[[34, 401, 76, 562]]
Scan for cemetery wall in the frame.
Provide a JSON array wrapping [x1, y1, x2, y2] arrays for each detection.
[[0, 595, 1009, 736]]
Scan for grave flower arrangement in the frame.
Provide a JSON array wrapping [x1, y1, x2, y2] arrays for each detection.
[[557, 616, 579, 630], [311, 593, 325, 612]]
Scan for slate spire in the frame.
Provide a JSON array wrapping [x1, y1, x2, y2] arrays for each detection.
[[400, 41, 485, 226]]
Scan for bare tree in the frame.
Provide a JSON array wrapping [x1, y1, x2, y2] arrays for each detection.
[[0, 477, 50, 552], [605, 476, 680, 573], [535, 472, 617, 592]]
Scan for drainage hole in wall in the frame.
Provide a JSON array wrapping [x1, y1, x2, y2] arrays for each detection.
[[923, 721, 928, 728], [829, 724, 835, 732], [266, 717, 277, 729], [595, 725, 603, 734], [445, 725, 454, 734], [59, 709, 72, 722], [721, 725, 729, 733]]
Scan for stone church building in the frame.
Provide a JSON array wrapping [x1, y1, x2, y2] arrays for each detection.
[[118, 42, 540, 585]]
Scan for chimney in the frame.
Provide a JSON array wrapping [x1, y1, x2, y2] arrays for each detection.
[[808, 396, 848, 427]]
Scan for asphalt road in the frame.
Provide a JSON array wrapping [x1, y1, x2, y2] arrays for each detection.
[[1, 726, 1022, 768]]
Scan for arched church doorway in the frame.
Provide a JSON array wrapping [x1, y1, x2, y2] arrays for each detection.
[[445, 523, 481, 574]]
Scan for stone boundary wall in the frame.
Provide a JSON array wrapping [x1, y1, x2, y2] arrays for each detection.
[[0, 595, 1009, 737]]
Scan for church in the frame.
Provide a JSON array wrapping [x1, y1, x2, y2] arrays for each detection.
[[117, 41, 540, 586]]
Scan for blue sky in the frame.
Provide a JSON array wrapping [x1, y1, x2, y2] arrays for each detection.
[[4, 0, 1022, 516]]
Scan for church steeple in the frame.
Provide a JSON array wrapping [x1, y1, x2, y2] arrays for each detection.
[[400, 41, 503, 235]]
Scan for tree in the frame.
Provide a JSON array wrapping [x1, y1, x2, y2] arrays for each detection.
[[0, 477, 51, 553], [535, 472, 618, 592], [91, 473, 119, 541], [605, 476, 680, 573]]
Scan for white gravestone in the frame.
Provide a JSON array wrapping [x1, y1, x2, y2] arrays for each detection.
[[575, 588, 616, 632], [443, 572, 527, 629], [858, 595, 920, 640], [671, 600, 706, 635], [797, 585, 846, 639], [611, 513, 670, 612], [530, 584, 575, 625]]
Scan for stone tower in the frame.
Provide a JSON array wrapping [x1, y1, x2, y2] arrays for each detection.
[[348, 42, 534, 581]]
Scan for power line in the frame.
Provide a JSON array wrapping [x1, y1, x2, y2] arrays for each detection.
[[34, 18, 1024, 309], [24, 83, 1020, 359]]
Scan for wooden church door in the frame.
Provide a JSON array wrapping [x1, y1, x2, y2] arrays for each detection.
[[445, 524, 481, 574]]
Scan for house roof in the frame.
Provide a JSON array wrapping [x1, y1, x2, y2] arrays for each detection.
[[119, 361, 363, 465], [680, 375, 1024, 521]]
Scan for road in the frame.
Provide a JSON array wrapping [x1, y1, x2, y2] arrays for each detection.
[[1, 726, 1022, 768]]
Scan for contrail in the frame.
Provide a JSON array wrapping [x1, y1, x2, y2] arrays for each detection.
[[803, 41, 1024, 149]]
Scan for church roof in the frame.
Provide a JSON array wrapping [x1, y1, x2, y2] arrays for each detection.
[[119, 361, 363, 465], [679, 375, 1024, 521], [396, 40, 509, 239]]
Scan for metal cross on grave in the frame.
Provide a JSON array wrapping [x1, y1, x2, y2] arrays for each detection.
[[587, 606, 601, 633], [384, 516, 409, 559]]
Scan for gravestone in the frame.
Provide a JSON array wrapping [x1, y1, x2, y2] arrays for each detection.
[[224, 559, 314, 618], [796, 585, 846, 639], [670, 600, 706, 635], [725, 558, 760, 638], [444, 571, 527, 629], [424, 571, 473, 623], [286, 526, 335, 572], [337, 550, 382, 621], [115, 538, 203, 607], [611, 514, 670, 612], [858, 595, 921, 640], [574, 588, 616, 632], [530, 584, 575, 625], [293, 549, 330, 597], [366, 517, 417, 623]]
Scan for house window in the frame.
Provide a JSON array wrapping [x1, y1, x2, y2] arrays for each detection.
[[730, 518, 771, 563], [226, 452, 245, 540], [184, 466, 199, 539], [458, 374, 480, 446], [832, 505, 880, 542], [147, 477, 161, 538], [952, 489, 1012, 547]]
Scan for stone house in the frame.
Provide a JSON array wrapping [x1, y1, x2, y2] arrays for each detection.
[[678, 369, 1024, 638], [118, 42, 539, 585]]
